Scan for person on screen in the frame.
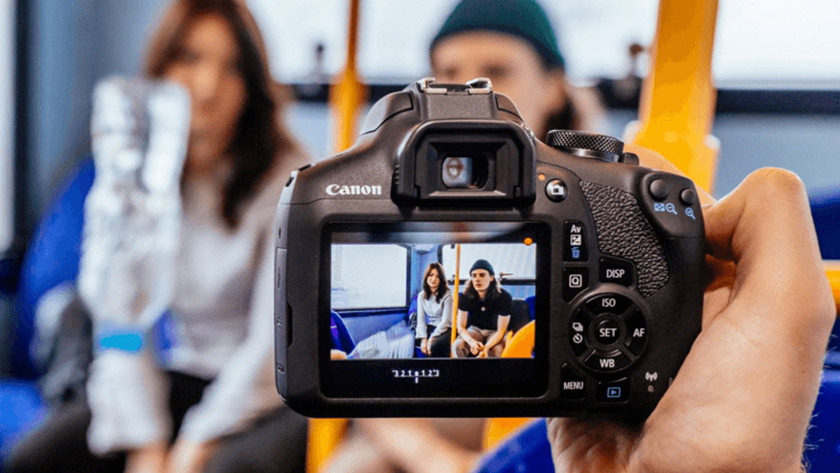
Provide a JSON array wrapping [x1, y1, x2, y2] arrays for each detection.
[[452, 259, 512, 359], [416, 262, 454, 357], [5, 1, 310, 472]]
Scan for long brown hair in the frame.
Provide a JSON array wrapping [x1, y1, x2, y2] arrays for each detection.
[[463, 271, 502, 301], [422, 262, 450, 303], [144, 0, 298, 228]]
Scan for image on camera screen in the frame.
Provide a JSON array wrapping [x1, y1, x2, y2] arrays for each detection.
[[328, 223, 541, 362]]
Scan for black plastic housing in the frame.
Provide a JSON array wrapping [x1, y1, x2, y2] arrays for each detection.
[[275, 78, 704, 419]]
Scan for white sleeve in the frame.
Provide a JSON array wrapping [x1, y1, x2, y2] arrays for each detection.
[[176, 232, 284, 441]]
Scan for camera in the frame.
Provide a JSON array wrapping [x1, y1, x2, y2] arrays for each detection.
[[274, 78, 704, 419]]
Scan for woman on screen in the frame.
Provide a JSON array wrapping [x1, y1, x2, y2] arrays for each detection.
[[416, 262, 454, 357]]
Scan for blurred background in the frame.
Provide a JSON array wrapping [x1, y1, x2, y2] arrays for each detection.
[[0, 0, 838, 470], [2, 0, 840, 252]]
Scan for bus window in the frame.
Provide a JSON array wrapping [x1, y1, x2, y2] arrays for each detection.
[[331, 243, 408, 311]]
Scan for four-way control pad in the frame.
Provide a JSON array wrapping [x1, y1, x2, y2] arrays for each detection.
[[569, 293, 647, 373]]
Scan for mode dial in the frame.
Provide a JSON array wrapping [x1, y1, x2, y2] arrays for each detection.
[[546, 130, 638, 164]]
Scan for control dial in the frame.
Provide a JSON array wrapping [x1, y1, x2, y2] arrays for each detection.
[[546, 130, 638, 165]]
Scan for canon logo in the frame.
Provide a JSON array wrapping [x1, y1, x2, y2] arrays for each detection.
[[326, 184, 382, 196]]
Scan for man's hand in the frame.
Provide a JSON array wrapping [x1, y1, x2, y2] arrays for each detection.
[[467, 338, 484, 356], [421, 337, 430, 355], [548, 168, 836, 473]]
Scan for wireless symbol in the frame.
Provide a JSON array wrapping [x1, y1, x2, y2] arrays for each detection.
[[645, 372, 658, 382]]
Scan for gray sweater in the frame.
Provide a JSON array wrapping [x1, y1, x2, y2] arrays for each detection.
[[415, 290, 453, 340], [87, 151, 309, 454]]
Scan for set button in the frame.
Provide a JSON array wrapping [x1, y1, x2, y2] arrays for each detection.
[[594, 319, 621, 345]]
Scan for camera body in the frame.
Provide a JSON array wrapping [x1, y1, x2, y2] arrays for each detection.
[[275, 78, 704, 419]]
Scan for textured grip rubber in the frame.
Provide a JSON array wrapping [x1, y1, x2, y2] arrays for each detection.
[[579, 181, 668, 297]]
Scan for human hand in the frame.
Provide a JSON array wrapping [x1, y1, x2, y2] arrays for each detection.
[[421, 338, 430, 355], [165, 438, 218, 473], [467, 339, 483, 356], [124, 442, 167, 473], [547, 168, 836, 473]]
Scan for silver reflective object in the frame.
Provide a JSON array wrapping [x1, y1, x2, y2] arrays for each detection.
[[79, 76, 190, 328]]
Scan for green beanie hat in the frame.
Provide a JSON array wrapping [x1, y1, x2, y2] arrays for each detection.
[[470, 259, 495, 276], [431, 0, 565, 70]]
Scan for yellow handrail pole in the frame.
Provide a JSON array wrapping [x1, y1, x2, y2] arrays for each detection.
[[308, 2, 364, 472], [450, 244, 461, 355], [826, 262, 840, 314], [329, 0, 367, 153], [624, 0, 721, 194]]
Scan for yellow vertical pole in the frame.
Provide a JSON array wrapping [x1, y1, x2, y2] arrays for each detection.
[[826, 262, 840, 314], [625, 0, 721, 194], [450, 244, 461, 355], [307, 2, 365, 472], [329, 0, 367, 153]]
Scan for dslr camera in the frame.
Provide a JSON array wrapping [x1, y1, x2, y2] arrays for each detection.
[[275, 78, 704, 419]]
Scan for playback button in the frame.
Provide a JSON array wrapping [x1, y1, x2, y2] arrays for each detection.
[[597, 378, 630, 402]]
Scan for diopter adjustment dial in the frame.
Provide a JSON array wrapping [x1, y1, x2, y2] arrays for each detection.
[[546, 130, 638, 165]]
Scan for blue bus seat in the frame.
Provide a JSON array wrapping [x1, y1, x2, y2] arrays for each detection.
[[12, 159, 95, 379], [0, 380, 47, 461], [805, 367, 840, 472], [508, 300, 531, 334], [472, 418, 553, 473], [524, 295, 535, 320], [811, 190, 840, 261], [330, 311, 356, 354]]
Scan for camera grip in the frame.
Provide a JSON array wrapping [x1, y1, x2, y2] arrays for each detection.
[[579, 181, 668, 298]]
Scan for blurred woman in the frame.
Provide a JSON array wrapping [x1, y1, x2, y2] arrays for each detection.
[[5, 1, 310, 472], [430, 0, 603, 137], [416, 262, 454, 357]]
